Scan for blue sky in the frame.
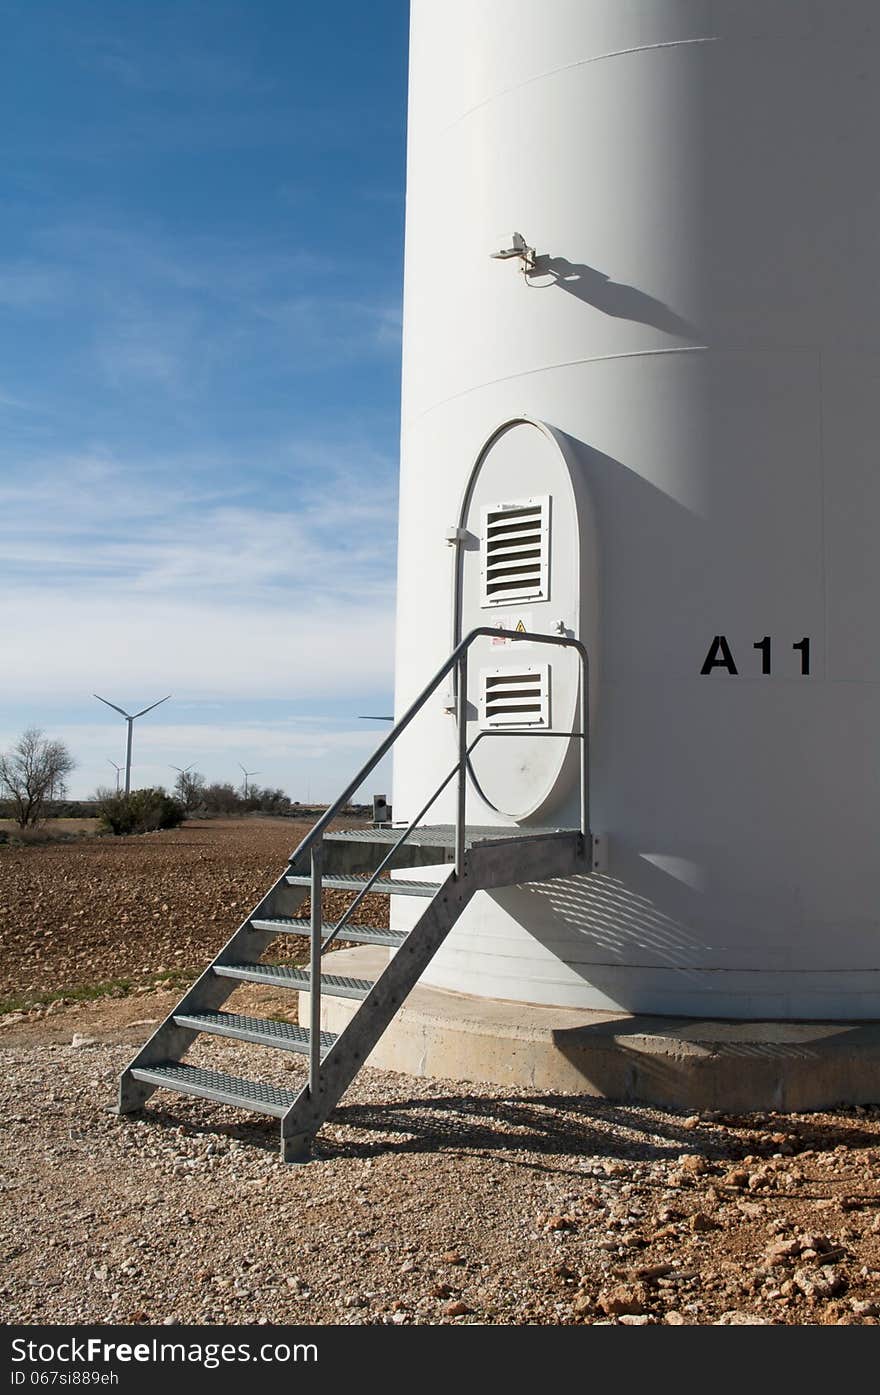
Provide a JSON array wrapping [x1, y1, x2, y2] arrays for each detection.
[[0, 0, 408, 800]]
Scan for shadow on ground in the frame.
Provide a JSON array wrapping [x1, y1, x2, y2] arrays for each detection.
[[135, 1093, 879, 1169]]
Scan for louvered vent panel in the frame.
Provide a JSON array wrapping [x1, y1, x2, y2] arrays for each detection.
[[481, 665, 550, 728], [480, 496, 550, 606]]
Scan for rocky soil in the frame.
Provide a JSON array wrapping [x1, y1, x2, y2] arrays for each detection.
[[1, 819, 879, 1326]]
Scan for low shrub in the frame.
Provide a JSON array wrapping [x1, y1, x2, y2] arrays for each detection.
[[96, 787, 185, 836]]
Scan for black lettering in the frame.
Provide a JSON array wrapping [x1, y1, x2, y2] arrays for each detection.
[[753, 636, 771, 674], [700, 635, 738, 675], [793, 637, 810, 675]]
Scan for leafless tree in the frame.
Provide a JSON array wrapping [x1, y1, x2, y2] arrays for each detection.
[[173, 768, 206, 812], [0, 728, 76, 828]]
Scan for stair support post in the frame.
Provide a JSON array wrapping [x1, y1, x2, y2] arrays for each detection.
[[309, 839, 323, 1097], [579, 644, 590, 844], [455, 650, 467, 876]]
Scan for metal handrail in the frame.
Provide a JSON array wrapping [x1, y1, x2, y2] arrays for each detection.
[[296, 626, 590, 1095], [289, 627, 588, 869], [321, 726, 585, 956]]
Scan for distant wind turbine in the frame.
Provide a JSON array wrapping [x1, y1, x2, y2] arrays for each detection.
[[93, 694, 171, 795], [239, 764, 260, 799]]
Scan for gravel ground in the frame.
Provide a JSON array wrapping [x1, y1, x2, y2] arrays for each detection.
[[1, 1016, 880, 1326], [2, 820, 880, 1326]]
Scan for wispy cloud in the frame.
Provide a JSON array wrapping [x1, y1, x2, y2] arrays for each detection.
[[0, 217, 401, 398], [0, 2, 408, 803], [0, 388, 33, 410], [0, 439, 397, 710], [251, 293, 402, 365], [0, 260, 72, 310], [80, 37, 270, 99], [0, 447, 396, 597]]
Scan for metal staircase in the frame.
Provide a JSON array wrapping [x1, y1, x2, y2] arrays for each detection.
[[117, 627, 592, 1162]]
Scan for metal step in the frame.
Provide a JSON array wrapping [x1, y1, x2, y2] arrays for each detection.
[[285, 873, 440, 897], [323, 824, 578, 849], [172, 1010, 337, 1055], [319, 826, 455, 865], [129, 1063, 297, 1118], [250, 916, 406, 948], [213, 962, 373, 1001], [323, 827, 448, 846]]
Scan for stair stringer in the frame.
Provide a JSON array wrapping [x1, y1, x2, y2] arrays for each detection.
[[117, 868, 306, 1113], [279, 830, 589, 1160], [280, 865, 465, 1160]]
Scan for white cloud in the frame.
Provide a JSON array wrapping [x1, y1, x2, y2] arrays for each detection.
[[4, 217, 402, 391], [0, 207, 403, 797], [81, 37, 268, 99], [0, 716, 393, 804], [0, 445, 398, 707], [93, 308, 197, 390], [0, 448, 396, 596], [0, 590, 394, 702], [67, 719, 381, 763]]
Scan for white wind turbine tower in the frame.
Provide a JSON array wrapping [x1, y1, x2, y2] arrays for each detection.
[[93, 694, 171, 796]]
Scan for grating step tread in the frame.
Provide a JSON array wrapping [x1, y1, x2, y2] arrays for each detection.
[[173, 1009, 336, 1054], [321, 827, 452, 847], [250, 917, 405, 947], [130, 1063, 296, 1117], [285, 873, 440, 897], [214, 962, 373, 1000], [321, 824, 578, 848], [313, 972, 374, 997]]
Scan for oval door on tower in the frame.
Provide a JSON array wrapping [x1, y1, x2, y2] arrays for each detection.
[[455, 418, 596, 822]]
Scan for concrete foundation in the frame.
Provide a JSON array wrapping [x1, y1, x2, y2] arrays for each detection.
[[305, 947, 880, 1113]]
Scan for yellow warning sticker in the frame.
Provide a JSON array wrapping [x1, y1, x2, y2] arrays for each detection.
[[489, 612, 533, 647]]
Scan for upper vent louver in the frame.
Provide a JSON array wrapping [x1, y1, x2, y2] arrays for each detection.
[[480, 495, 550, 607]]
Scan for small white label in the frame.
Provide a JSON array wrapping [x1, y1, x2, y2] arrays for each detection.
[[488, 611, 533, 647]]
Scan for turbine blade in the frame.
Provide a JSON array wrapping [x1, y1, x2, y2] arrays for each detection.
[[133, 694, 171, 719], [94, 694, 130, 718]]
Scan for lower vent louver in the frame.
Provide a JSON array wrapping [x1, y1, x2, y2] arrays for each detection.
[[481, 664, 549, 727]]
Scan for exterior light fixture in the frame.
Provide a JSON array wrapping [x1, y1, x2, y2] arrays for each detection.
[[490, 231, 537, 274]]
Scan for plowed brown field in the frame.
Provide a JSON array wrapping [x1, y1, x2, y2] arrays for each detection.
[[0, 816, 384, 1009]]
